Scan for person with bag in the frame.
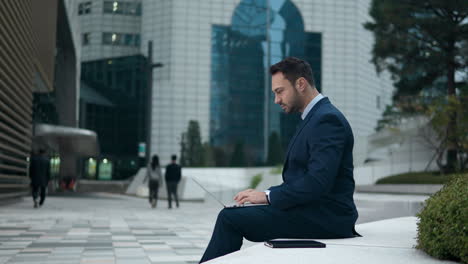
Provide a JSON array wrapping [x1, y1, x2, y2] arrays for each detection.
[[143, 154, 162, 208]]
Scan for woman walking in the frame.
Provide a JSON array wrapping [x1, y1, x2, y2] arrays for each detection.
[[143, 155, 162, 208]]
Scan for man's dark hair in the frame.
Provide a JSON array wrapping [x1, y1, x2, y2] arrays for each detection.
[[270, 57, 315, 87], [171, 155, 177, 161]]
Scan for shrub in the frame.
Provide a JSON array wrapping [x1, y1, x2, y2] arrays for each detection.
[[416, 174, 468, 263], [376, 171, 457, 184], [270, 164, 283, 175], [249, 173, 263, 189]]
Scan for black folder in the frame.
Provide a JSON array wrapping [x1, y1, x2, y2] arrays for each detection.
[[264, 239, 326, 248]]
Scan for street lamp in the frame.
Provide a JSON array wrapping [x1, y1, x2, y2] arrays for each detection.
[[146, 41, 163, 164]]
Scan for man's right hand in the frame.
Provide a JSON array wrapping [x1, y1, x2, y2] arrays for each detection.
[[234, 189, 268, 205]]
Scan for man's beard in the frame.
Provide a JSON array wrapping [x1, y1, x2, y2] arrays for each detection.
[[283, 90, 302, 113]]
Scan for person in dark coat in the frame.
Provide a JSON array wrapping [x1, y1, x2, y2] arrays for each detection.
[[165, 154, 181, 209], [29, 149, 51, 208], [200, 57, 360, 263]]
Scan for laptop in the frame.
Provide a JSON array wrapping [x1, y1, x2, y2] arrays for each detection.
[[191, 178, 268, 209]]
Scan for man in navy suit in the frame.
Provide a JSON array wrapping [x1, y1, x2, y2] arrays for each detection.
[[200, 57, 359, 263]]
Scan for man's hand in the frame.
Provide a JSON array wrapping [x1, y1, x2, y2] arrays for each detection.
[[233, 189, 268, 205]]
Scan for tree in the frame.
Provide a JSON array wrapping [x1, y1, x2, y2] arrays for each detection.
[[179, 120, 204, 167], [179, 132, 188, 166], [364, 0, 468, 171], [230, 141, 246, 167], [267, 132, 284, 165], [202, 142, 215, 167], [425, 95, 468, 172], [212, 146, 229, 167]]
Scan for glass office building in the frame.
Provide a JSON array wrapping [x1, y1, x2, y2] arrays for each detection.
[[80, 55, 148, 179], [210, 0, 322, 161]]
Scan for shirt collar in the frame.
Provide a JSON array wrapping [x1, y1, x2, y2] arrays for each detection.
[[301, 93, 324, 120]]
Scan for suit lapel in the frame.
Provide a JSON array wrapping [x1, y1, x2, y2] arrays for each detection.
[[284, 98, 329, 164]]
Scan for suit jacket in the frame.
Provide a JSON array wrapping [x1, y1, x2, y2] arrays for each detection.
[[29, 155, 51, 187], [269, 97, 358, 238], [165, 163, 181, 183]]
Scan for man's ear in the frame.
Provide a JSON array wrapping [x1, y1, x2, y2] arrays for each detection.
[[296, 78, 306, 92]]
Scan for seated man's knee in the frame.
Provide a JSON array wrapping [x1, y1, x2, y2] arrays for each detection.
[[217, 208, 235, 224]]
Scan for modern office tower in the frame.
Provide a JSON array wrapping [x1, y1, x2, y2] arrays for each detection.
[[78, 0, 142, 62], [76, 0, 147, 179], [141, 0, 393, 164]]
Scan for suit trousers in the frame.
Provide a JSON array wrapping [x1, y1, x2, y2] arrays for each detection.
[[31, 185, 47, 205], [200, 205, 333, 263], [166, 182, 179, 208]]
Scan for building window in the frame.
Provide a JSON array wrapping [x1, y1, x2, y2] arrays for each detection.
[[102, 33, 121, 45], [102, 33, 113, 45], [78, 2, 92, 15], [103, 1, 142, 16], [82, 33, 90, 46], [124, 34, 134, 46], [134, 35, 140, 47], [376, 95, 381, 109], [102, 32, 140, 47]]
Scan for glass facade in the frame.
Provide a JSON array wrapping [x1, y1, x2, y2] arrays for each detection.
[[82, 32, 90, 46], [78, 2, 92, 15], [80, 55, 147, 179], [102, 32, 140, 47], [210, 0, 322, 162], [103, 1, 142, 16]]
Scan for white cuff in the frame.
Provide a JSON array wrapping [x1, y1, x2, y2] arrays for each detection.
[[264, 190, 271, 204]]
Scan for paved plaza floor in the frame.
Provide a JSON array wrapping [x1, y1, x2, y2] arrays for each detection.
[[0, 192, 429, 264]]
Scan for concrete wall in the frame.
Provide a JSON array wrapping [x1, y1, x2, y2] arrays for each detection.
[[77, 179, 130, 194], [354, 161, 438, 185], [127, 167, 275, 201]]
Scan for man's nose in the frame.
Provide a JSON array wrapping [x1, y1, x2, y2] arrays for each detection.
[[274, 95, 280, 104]]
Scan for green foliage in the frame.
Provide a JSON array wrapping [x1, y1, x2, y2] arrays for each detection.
[[249, 173, 263, 189], [270, 164, 283, 175], [426, 95, 468, 171], [416, 174, 468, 263], [180, 120, 204, 167], [202, 142, 215, 167], [376, 171, 460, 184], [230, 141, 246, 167], [267, 132, 284, 165], [212, 146, 229, 167], [364, 0, 467, 98], [365, 1, 467, 169]]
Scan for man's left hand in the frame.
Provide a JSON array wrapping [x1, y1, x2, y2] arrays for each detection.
[[233, 189, 268, 205]]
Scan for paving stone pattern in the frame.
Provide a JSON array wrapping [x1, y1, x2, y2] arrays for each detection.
[[0, 193, 222, 264], [0, 192, 426, 264]]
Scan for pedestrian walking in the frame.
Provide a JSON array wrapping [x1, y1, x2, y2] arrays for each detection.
[[29, 149, 50, 208], [165, 155, 181, 209], [143, 154, 162, 208]]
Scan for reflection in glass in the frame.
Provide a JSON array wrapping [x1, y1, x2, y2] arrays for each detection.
[[210, 0, 322, 163]]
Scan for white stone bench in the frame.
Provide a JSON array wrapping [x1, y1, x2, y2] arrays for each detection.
[[207, 217, 457, 264]]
